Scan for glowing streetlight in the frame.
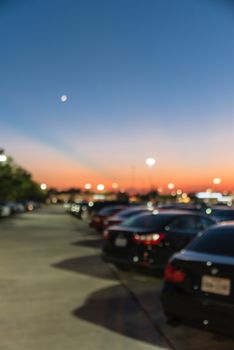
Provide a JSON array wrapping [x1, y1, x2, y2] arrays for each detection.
[[84, 183, 92, 190], [213, 177, 222, 185], [112, 182, 119, 189], [145, 158, 156, 167], [60, 95, 68, 102], [0, 155, 7, 162], [168, 183, 175, 190], [145, 157, 156, 190], [40, 183, 47, 190], [97, 184, 105, 191]]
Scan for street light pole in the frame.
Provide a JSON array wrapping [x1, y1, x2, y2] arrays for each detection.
[[145, 158, 156, 190]]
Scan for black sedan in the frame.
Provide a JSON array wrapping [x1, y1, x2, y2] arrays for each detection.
[[102, 210, 216, 271], [161, 222, 234, 336]]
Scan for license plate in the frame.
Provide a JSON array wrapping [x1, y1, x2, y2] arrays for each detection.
[[114, 237, 127, 247], [201, 275, 231, 296]]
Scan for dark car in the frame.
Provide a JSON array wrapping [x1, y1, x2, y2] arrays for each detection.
[[70, 201, 90, 219], [105, 206, 154, 228], [90, 205, 128, 232], [90, 200, 129, 216], [206, 206, 234, 222], [102, 210, 216, 271], [0, 201, 11, 217], [161, 222, 234, 336], [159, 203, 205, 211]]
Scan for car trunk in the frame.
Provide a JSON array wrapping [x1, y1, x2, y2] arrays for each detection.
[[173, 252, 234, 303], [106, 229, 134, 257]]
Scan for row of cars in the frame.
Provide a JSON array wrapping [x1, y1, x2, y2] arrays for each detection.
[[86, 201, 234, 337], [0, 200, 39, 218]]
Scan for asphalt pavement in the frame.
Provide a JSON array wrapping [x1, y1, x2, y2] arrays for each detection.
[[0, 205, 233, 350], [0, 205, 170, 350]]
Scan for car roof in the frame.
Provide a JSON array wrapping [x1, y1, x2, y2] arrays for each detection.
[[211, 206, 234, 212], [217, 221, 234, 227], [118, 206, 149, 212], [131, 209, 211, 218]]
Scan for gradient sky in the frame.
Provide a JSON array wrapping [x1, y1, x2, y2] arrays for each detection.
[[1, 0, 234, 191]]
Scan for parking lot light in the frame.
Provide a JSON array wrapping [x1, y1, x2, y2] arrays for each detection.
[[213, 177, 222, 185], [40, 183, 47, 190], [0, 154, 7, 162], [145, 158, 156, 167], [84, 183, 92, 190], [97, 184, 105, 191], [168, 183, 175, 190]]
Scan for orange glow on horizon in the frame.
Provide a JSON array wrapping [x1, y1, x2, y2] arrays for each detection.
[[2, 125, 234, 193]]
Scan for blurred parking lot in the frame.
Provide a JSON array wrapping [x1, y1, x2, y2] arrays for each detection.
[[0, 205, 233, 350]]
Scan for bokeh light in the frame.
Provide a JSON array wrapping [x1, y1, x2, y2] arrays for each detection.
[[97, 184, 105, 191]]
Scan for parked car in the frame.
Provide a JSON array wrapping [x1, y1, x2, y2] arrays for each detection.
[[161, 222, 234, 336], [19, 200, 38, 212], [102, 210, 216, 271], [105, 206, 154, 228], [89, 200, 129, 216], [159, 203, 205, 211], [15, 202, 26, 213], [68, 201, 89, 219], [0, 201, 11, 217], [206, 206, 234, 222], [90, 205, 128, 232], [70, 200, 130, 220]]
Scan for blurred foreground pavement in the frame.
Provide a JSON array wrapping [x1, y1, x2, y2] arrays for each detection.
[[0, 205, 170, 350]]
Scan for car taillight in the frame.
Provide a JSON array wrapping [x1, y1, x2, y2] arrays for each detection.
[[102, 229, 110, 240], [164, 263, 186, 283], [133, 233, 165, 245]]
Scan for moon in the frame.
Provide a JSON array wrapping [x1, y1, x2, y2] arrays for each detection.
[[60, 95, 68, 102]]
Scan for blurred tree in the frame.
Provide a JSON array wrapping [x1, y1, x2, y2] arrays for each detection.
[[136, 189, 159, 203], [0, 150, 45, 201], [116, 191, 129, 202]]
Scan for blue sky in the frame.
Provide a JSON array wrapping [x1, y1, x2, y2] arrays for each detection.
[[1, 0, 234, 190]]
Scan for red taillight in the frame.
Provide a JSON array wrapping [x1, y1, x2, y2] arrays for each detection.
[[133, 233, 165, 245], [164, 263, 186, 283], [102, 230, 110, 240]]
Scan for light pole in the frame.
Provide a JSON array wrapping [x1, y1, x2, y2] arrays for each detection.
[[145, 158, 156, 190]]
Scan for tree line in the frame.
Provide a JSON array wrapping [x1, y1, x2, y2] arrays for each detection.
[[0, 151, 45, 201]]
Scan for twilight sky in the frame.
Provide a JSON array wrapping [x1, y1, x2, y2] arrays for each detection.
[[1, 0, 234, 191]]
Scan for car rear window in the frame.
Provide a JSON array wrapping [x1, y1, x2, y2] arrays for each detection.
[[212, 210, 234, 220], [118, 208, 148, 218], [98, 206, 124, 216], [187, 226, 234, 257], [121, 213, 172, 229]]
